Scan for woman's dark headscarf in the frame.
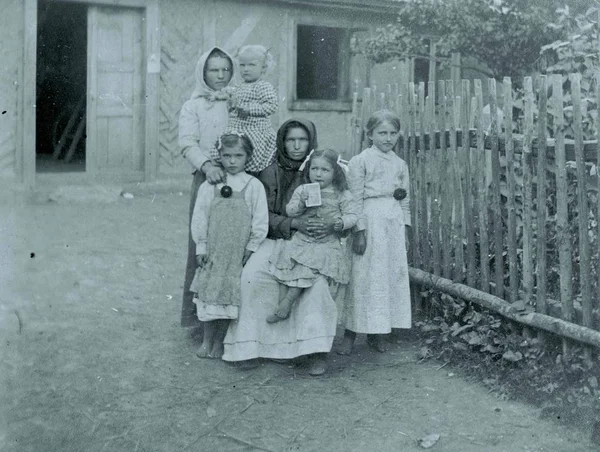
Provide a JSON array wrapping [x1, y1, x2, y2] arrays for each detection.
[[275, 118, 318, 172]]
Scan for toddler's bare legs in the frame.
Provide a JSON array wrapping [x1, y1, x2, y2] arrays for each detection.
[[197, 321, 216, 358], [337, 329, 356, 355], [209, 319, 229, 358], [266, 286, 302, 323]]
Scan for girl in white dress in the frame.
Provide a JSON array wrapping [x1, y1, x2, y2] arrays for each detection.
[[339, 110, 412, 355]]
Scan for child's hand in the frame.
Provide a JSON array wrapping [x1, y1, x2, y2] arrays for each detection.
[[242, 250, 253, 266], [227, 94, 238, 111], [352, 230, 367, 255], [404, 225, 412, 261], [333, 218, 344, 232], [237, 107, 249, 120], [196, 254, 208, 268], [300, 187, 309, 204]]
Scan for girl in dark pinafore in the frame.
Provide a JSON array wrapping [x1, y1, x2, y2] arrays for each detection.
[[190, 132, 268, 358]]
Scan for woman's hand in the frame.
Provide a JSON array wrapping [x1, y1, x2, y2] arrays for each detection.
[[242, 250, 253, 266], [333, 218, 344, 232], [291, 217, 335, 239], [202, 161, 225, 184], [290, 217, 312, 235], [352, 230, 367, 255], [308, 218, 336, 239]]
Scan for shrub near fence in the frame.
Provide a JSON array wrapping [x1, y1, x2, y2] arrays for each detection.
[[346, 73, 600, 352]]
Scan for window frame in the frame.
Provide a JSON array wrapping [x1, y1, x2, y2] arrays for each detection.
[[287, 17, 367, 112]]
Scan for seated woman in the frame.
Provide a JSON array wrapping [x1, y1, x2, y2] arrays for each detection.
[[222, 119, 337, 376]]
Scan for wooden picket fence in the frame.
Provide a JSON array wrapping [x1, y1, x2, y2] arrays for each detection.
[[346, 73, 600, 352]]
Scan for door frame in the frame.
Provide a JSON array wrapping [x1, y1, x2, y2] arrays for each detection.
[[22, 0, 160, 188]]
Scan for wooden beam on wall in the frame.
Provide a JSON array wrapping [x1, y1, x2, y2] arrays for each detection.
[[22, 0, 37, 188], [144, 0, 160, 181], [277, 11, 289, 125]]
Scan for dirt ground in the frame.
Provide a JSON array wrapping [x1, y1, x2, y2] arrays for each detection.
[[0, 182, 596, 452]]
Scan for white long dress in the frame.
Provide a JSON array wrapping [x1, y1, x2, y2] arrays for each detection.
[[222, 239, 337, 361], [343, 146, 412, 333]]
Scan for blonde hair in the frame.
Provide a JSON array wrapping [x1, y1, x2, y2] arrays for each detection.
[[237, 45, 276, 74], [365, 110, 401, 138]]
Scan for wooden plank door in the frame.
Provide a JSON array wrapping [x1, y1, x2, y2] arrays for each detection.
[[87, 5, 144, 178]]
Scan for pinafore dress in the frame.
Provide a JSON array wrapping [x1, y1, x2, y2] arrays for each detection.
[[191, 181, 252, 321]]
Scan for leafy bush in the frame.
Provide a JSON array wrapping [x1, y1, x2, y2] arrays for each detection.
[[541, 4, 600, 141], [359, 0, 563, 81]]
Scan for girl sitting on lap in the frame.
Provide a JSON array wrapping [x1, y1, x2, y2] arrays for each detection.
[[267, 149, 358, 323]]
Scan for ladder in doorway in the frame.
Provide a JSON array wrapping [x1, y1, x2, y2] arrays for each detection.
[[51, 95, 86, 163]]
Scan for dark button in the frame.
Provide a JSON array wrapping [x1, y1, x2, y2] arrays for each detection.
[[393, 188, 407, 201], [220, 185, 233, 198]]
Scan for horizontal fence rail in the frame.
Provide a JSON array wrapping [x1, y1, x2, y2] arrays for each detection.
[[347, 73, 600, 352]]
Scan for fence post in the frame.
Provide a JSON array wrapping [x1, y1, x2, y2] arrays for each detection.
[[488, 79, 504, 299], [597, 69, 600, 344], [418, 82, 430, 275], [503, 77, 518, 304], [360, 87, 371, 150], [438, 80, 452, 280], [522, 77, 535, 307], [451, 52, 461, 96], [571, 73, 592, 361], [429, 81, 441, 277], [474, 79, 489, 293], [552, 74, 573, 356], [461, 80, 475, 287], [409, 83, 421, 271], [536, 75, 548, 316], [452, 91, 465, 281]]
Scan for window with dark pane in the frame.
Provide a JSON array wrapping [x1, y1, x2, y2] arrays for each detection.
[[296, 25, 344, 100]]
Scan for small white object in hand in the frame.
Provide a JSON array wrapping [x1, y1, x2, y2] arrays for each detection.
[[304, 183, 322, 207]]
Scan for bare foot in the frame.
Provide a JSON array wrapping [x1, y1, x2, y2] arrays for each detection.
[[196, 341, 212, 359], [308, 355, 327, 376], [337, 335, 354, 355], [367, 334, 388, 353], [266, 298, 294, 323], [209, 341, 224, 359]]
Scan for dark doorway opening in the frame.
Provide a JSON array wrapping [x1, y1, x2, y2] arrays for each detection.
[[36, 0, 87, 173]]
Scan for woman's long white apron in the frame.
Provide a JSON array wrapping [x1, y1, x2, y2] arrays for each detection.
[[223, 239, 337, 361], [342, 197, 411, 333]]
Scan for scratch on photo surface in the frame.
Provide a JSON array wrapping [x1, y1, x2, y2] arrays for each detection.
[[14, 309, 22, 334]]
